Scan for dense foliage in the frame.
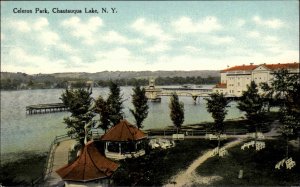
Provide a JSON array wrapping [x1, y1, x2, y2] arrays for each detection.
[[238, 81, 264, 132], [1, 73, 220, 90], [60, 88, 96, 145], [169, 93, 184, 132], [264, 69, 300, 158], [94, 96, 111, 132], [130, 85, 149, 129], [0, 153, 47, 186], [205, 92, 229, 134], [107, 81, 124, 125]]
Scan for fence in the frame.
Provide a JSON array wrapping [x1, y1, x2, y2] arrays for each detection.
[[31, 134, 72, 185], [146, 126, 269, 137]]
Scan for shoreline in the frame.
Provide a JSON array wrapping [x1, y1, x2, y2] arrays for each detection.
[[146, 116, 246, 131], [1, 151, 47, 165], [0, 152, 47, 186]]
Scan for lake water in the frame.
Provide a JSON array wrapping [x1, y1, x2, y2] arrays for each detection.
[[0, 86, 244, 159]]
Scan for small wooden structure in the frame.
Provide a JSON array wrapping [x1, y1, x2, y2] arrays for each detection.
[[100, 119, 147, 160], [26, 103, 68, 114], [56, 141, 119, 186]]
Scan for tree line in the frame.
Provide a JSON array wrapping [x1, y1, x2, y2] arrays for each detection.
[[1, 75, 220, 90], [97, 76, 219, 87]]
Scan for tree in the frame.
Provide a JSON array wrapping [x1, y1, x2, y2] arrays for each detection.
[[271, 69, 300, 159], [205, 92, 229, 149], [280, 108, 300, 158], [260, 82, 274, 112], [271, 69, 291, 103], [169, 93, 184, 134], [130, 85, 149, 129], [60, 88, 95, 146], [107, 81, 124, 125], [238, 81, 264, 139], [94, 95, 111, 132]]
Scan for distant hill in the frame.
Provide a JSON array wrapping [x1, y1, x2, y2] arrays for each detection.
[[1, 71, 220, 90]]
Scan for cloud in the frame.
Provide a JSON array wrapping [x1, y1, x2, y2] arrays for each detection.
[[131, 18, 173, 41], [3, 47, 78, 73], [38, 30, 60, 45], [94, 47, 148, 71], [96, 47, 132, 61], [183, 46, 202, 54], [145, 42, 171, 53], [236, 19, 246, 27], [61, 16, 103, 45], [33, 17, 49, 31], [58, 43, 74, 53], [66, 56, 84, 67], [210, 36, 235, 45], [264, 35, 279, 42], [252, 16, 284, 29], [11, 20, 31, 32], [8, 47, 50, 67], [102, 30, 144, 45], [172, 16, 222, 33], [247, 31, 260, 38]]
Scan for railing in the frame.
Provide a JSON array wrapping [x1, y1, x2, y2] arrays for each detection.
[[42, 134, 72, 182], [146, 126, 270, 137], [41, 132, 104, 184]]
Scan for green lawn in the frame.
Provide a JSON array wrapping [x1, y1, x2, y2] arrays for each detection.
[[112, 139, 234, 186], [0, 153, 47, 186], [196, 138, 300, 186]]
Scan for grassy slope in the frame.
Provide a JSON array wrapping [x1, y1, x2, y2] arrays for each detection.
[[0, 153, 47, 186], [112, 139, 233, 186], [196, 138, 300, 186]]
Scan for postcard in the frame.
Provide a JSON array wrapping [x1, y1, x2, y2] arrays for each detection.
[[1, 1, 299, 186]]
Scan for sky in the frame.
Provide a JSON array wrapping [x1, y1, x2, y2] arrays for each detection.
[[1, 1, 299, 74]]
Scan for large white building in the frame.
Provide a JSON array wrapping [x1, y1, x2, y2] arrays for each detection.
[[213, 62, 299, 97]]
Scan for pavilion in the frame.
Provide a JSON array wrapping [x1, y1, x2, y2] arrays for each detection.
[[56, 141, 119, 186], [100, 119, 147, 160]]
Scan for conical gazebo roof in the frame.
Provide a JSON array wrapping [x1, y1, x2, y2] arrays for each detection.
[[100, 119, 146, 142], [56, 141, 119, 182]]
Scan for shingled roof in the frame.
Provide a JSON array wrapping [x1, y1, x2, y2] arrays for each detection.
[[56, 141, 119, 182], [221, 62, 299, 73], [100, 119, 146, 142]]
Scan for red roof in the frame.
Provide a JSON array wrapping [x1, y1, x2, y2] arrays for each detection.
[[56, 141, 119, 182], [214, 83, 227, 88], [221, 62, 299, 73], [265, 63, 299, 70], [100, 120, 146, 141]]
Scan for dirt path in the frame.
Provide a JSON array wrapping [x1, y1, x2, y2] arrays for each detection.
[[165, 139, 243, 186]]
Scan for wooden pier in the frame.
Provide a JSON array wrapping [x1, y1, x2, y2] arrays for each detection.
[[26, 103, 68, 115]]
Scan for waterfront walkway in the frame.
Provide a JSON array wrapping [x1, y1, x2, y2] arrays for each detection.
[[44, 139, 75, 187]]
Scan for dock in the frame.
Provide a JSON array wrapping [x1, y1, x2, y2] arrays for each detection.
[[26, 103, 68, 115]]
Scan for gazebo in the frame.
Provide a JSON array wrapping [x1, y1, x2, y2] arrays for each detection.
[[56, 141, 119, 186], [100, 119, 147, 160]]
